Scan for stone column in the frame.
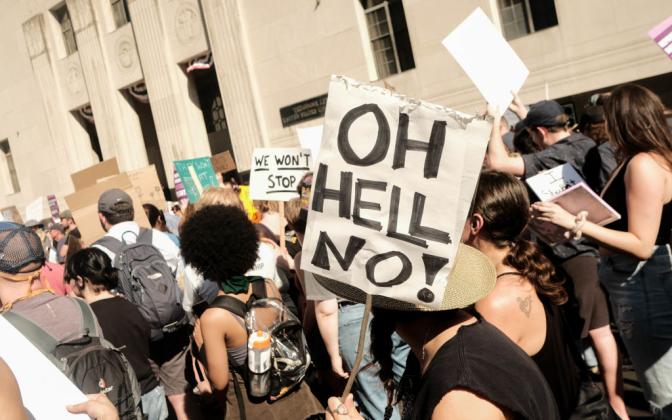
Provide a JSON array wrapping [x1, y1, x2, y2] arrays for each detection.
[[65, 0, 148, 172], [127, 0, 211, 186], [22, 15, 96, 189], [200, 0, 266, 171]]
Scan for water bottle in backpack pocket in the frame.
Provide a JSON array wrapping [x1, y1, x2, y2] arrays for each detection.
[[95, 228, 187, 341], [4, 298, 143, 420]]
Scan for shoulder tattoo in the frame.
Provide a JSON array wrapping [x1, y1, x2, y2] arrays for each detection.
[[516, 295, 532, 318]]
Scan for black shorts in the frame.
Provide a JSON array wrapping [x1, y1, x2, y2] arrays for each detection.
[[560, 255, 611, 338]]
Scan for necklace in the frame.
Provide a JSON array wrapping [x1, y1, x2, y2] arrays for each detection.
[[496, 271, 522, 279]]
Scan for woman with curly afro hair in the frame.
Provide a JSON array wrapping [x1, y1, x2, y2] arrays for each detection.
[[180, 205, 322, 419]]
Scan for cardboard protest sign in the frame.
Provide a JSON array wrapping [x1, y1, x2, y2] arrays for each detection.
[[527, 164, 621, 244], [300, 75, 490, 309], [211, 150, 237, 174], [649, 16, 672, 60], [0, 317, 87, 419], [128, 165, 166, 209], [70, 158, 120, 190], [25, 197, 45, 221], [65, 174, 151, 246], [174, 157, 219, 203], [1, 206, 23, 224], [442, 8, 529, 111], [297, 125, 323, 169], [47, 194, 61, 220], [249, 148, 312, 201]]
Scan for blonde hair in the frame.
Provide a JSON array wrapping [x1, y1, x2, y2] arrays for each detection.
[[284, 198, 302, 227], [195, 187, 245, 212]]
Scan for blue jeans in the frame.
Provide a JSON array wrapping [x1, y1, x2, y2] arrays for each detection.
[[338, 303, 410, 420], [141, 385, 169, 420], [600, 245, 672, 419]]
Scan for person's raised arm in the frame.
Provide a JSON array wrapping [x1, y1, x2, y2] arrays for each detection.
[[485, 106, 525, 176], [532, 153, 666, 260], [315, 298, 348, 378], [508, 91, 528, 120]]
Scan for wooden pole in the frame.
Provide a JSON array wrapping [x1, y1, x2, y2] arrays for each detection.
[[341, 293, 373, 400], [278, 202, 286, 250]]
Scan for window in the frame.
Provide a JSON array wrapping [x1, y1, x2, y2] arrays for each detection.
[[111, 0, 130, 28], [0, 140, 20, 194], [498, 0, 558, 40], [52, 4, 77, 55], [362, 0, 415, 79]]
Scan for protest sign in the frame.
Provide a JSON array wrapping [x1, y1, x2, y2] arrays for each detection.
[[128, 165, 166, 209], [173, 170, 189, 206], [1, 206, 23, 224], [649, 16, 672, 60], [0, 317, 87, 419], [527, 164, 620, 244], [65, 174, 150, 246], [239, 185, 260, 222], [297, 125, 323, 168], [300, 75, 490, 309], [25, 197, 45, 221], [47, 194, 61, 220], [249, 148, 312, 202], [70, 158, 120, 190], [442, 8, 529, 111], [211, 150, 237, 174], [174, 157, 219, 203]]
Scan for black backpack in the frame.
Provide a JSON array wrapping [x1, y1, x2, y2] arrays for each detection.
[[4, 298, 143, 420], [95, 228, 187, 341]]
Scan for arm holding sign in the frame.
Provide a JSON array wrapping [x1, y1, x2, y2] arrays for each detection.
[[485, 106, 525, 176], [532, 154, 666, 260]]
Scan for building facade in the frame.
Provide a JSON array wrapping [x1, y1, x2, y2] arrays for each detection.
[[0, 0, 670, 214]]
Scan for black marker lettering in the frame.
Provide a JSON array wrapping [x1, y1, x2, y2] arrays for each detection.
[[311, 231, 365, 271], [353, 179, 387, 232], [416, 253, 450, 303], [311, 163, 352, 219], [338, 104, 390, 166], [392, 113, 446, 179], [409, 192, 451, 244], [386, 186, 428, 248], [366, 251, 412, 287]]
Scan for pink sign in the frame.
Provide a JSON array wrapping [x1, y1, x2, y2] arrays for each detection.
[[173, 170, 189, 207], [649, 16, 672, 59], [47, 194, 60, 220]]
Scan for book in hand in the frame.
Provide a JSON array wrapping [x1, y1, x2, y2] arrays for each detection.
[[526, 165, 621, 245]]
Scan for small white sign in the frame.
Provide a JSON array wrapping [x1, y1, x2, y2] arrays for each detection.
[[297, 125, 323, 169], [0, 316, 87, 419], [442, 8, 529, 111], [526, 164, 583, 201], [249, 148, 312, 201], [25, 197, 44, 222]]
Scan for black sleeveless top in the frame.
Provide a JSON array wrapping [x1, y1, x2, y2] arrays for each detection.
[[404, 319, 560, 420], [531, 302, 583, 418], [602, 159, 672, 245]]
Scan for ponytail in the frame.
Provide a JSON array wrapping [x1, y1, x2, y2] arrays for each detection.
[[505, 239, 567, 305], [370, 312, 397, 398]]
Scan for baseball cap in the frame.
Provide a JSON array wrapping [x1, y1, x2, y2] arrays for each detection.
[[47, 223, 65, 233], [98, 188, 133, 214], [60, 210, 73, 220], [24, 219, 42, 229], [521, 100, 566, 128], [0, 222, 46, 274]]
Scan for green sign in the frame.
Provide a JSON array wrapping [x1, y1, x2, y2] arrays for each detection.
[[174, 157, 219, 203]]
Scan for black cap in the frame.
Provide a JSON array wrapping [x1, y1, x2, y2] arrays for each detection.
[[0, 222, 45, 274], [98, 189, 133, 214], [521, 100, 566, 128]]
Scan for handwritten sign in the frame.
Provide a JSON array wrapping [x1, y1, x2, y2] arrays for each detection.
[[47, 194, 61, 220], [128, 165, 165, 209], [649, 16, 672, 60], [442, 8, 529, 111], [300, 75, 490, 309], [211, 150, 237, 174], [526, 163, 583, 201], [0, 317, 87, 419], [249, 148, 312, 201], [174, 157, 219, 203]]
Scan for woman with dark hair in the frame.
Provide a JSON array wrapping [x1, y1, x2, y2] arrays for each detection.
[[534, 84, 672, 418], [65, 248, 168, 420], [465, 171, 601, 418], [142, 204, 179, 247], [180, 205, 322, 418]]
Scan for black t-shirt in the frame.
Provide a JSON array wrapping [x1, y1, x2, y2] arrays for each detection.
[[90, 297, 159, 394], [405, 319, 560, 420]]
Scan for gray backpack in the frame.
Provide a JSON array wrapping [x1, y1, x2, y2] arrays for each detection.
[[95, 228, 187, 341], [4, 297, 143, 420]]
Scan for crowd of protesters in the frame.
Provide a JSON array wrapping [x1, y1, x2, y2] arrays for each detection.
[[1, 82, 672, 420]]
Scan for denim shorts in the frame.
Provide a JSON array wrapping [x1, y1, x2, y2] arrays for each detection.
[[600, 245, 672, 418]]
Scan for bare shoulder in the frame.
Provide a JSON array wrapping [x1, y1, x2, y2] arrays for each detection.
[[200, 306, 236, 330], [433, 388, 511, 420], [627, 152, 669, 176], [476, 283, 522, 314]]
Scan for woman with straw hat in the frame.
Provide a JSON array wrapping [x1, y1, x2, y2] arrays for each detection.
[[319, 242, 560, 420]]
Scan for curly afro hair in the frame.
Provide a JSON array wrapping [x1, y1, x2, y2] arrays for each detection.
[[180, 205, 259, 284]]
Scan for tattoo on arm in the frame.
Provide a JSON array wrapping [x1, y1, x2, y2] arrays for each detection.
[[517, 295, 532, 318]]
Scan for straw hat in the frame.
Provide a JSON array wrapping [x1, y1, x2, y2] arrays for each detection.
[[314, 243, 496, 311]]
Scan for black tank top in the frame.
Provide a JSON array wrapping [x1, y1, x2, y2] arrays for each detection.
[[531, 301, 583, 418], [405, 319, 560, 420], [602, 159, 672, 245]]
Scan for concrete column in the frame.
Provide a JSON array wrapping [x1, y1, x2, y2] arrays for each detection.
[[200, 0, 266, 171], [127, 0, 211, 186], [65, 0, 148, 172], [21, 14, 96, 190]]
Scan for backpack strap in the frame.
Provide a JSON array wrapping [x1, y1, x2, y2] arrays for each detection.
[[3, 311, 61, 367], [136, 228, 153, 245], [93, 235, 124, 256], [249, 276, 267, 300], [71, 297, 100, 339], [209, 295, 247, 319]]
